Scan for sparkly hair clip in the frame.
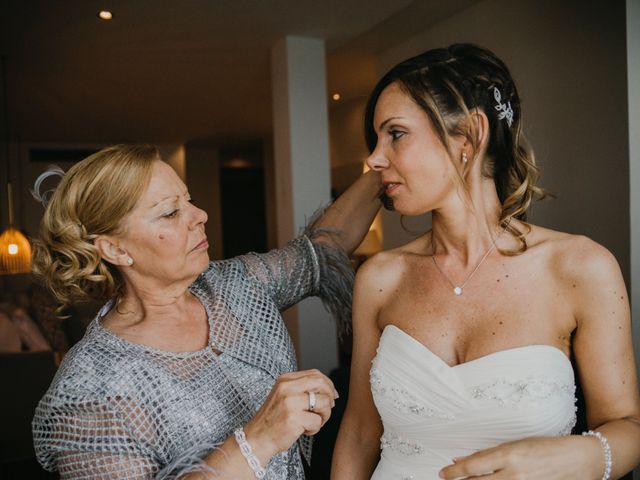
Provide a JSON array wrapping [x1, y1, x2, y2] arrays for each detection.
[[493, 87, 514, 127], [31, 165, 65, 207]]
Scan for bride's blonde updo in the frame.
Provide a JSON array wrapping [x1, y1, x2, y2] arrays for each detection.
[[32, 144, 158, 309]]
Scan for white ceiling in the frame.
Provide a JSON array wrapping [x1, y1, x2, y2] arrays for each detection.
[[1, 0, 478, 145]]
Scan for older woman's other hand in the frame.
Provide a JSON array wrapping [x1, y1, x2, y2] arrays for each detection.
[[438, 436, 604, 479], [244, 369, 338, 460]]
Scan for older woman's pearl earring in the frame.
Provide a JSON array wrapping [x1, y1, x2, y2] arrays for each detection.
[[462, 152, 468, 163], [126, 257, 134, 266]]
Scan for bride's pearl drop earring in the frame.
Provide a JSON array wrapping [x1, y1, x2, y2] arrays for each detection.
[[126, 257, 134, 266], [462, 152, 468, 163]]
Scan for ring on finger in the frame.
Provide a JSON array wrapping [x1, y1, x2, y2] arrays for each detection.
[[307, 391, 317, 412]]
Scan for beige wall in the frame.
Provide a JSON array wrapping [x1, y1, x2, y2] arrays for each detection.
[[184, 145, 224, 260], [627, 6, 640, 478], [329, 96, 369, 194], [158, 144, 186, 181]]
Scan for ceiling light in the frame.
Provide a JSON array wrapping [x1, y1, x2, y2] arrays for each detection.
[[98, 10, 113, 20], [332, 93, 341, 101]]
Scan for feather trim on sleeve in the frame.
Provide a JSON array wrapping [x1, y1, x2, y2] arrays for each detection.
[[302, 205, 355, 339]]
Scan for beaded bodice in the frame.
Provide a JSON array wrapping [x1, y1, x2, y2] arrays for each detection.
[[370, 325, 577, 480], [32, 234, 354, 480]]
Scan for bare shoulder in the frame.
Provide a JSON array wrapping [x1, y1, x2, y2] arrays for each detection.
[[355, 248, 405, 293], [526, 224, 621, 282], [355, 235, 429, 305], [527, 225, 619, 276]]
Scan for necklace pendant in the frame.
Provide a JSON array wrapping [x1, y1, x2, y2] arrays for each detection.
[[453, 286, 463, 296]]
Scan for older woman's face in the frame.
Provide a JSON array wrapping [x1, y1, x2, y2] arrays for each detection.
[[366, 82, 460, 216], [117, 160, 209, 286]]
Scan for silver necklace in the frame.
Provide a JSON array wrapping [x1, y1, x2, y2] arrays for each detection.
[[431, 223, 507, 296]]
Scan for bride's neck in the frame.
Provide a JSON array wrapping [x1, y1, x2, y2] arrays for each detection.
[[430, 185, 504, 264]]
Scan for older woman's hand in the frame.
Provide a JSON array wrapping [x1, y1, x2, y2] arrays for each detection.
[[244, 369, 338, 460], [438, 435, 604, 479]]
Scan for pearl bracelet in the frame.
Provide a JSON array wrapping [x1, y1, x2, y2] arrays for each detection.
[[582, 430, 612, 480], [234, 428, 266, 479]]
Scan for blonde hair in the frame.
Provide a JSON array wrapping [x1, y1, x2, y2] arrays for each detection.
[[365, 44, 547, 253], [32, 144, 158, 308]]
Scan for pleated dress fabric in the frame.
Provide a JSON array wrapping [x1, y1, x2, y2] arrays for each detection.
[[370, 325, 577, 480]]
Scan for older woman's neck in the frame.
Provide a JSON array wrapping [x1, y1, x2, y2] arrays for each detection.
[[114, 277, 197, 324]]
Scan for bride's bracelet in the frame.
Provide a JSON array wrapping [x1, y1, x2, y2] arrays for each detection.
[[582, 430, 612, 480], [234, 428, 266, 479]]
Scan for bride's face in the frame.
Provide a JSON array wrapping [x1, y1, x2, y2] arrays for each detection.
[[366, 82, 460, 216]]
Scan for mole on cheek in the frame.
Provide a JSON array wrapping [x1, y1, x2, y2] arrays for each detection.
[[159, 234, 165, 240]]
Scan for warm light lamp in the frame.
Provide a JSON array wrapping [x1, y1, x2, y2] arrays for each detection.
[[1, 56, 32, 274], [0, 182, 32, 274], [0, 228, 32, 274]]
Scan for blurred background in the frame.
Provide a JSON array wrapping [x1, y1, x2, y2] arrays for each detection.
[[0, 0, 638, 478]]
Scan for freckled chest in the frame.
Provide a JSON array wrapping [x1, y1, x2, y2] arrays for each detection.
[[377, 253, 575, 364]]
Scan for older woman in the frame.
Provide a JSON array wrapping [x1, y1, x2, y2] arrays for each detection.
[[31, 144, 381, 479], [332, 44, 640, 479]]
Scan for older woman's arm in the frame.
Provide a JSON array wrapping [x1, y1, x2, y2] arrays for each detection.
[[311, 169, 382, 255], [34, 395, 161, 479], [185, 369, 338, 479], [239, 169, 382, 334], [36, 370, 336, 480]]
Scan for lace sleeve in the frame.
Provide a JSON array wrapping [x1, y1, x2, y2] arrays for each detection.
[[240, 209, 355, 336], [240, 236, 318, 310], [33, 394, 161, 479]]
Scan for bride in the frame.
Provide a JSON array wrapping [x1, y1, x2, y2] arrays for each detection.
[[331, 44, 640, 479]]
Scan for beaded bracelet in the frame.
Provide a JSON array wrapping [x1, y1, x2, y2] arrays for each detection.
[[234, 428, 266, 479], [582, 430, 612, 480]]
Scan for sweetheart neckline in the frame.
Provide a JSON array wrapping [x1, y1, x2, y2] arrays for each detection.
[[382, 324, 571, 370]]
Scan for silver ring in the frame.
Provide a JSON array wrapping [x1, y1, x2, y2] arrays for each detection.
[[307, 391, 317, 412]]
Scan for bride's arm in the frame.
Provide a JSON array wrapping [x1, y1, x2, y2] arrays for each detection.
[[331, 256, 390, 479], [568, 240, 640, 477]]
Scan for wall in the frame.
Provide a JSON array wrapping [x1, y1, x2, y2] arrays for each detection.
[[185, 144, 224, 260], [158, 144, 186, 181], [329, 96, 369, 194], [627, 4, 640, 477]]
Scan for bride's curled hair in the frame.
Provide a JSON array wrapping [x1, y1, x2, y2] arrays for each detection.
[[32, 145, 158, 309]]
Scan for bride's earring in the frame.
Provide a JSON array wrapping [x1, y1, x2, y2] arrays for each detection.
[[462, 152, 468, 163], [126, 257, 134, 266]]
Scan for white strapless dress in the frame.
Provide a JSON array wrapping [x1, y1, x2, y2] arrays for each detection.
[[370, 325, 577, 479]]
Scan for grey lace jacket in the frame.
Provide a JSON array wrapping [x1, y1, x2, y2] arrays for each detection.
[[32, 234, 353, 479]]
